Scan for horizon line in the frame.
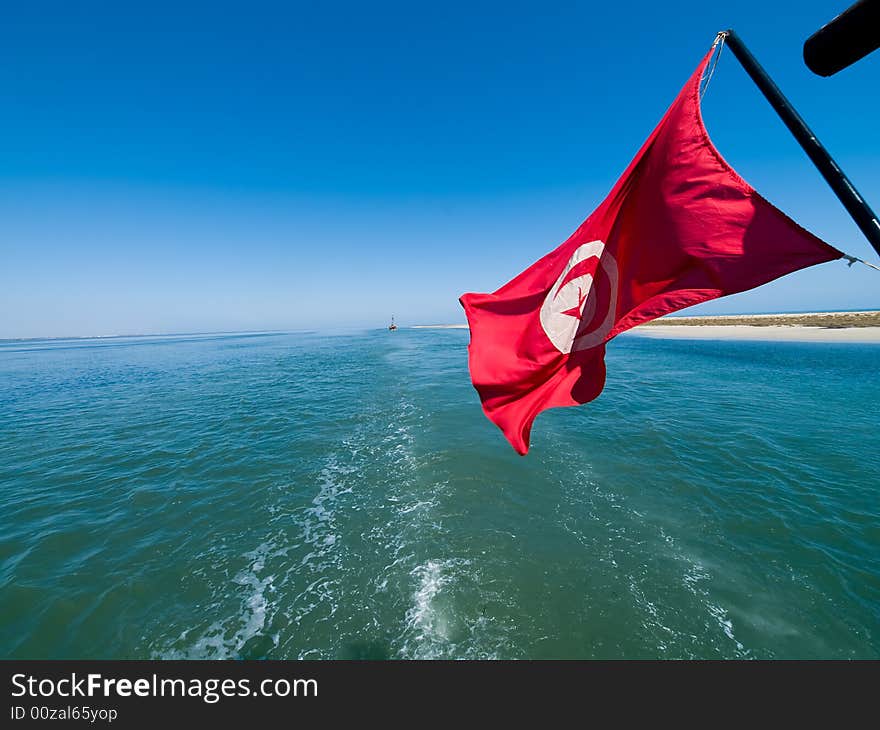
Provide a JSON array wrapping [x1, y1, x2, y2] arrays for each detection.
[[4, 307, 880, 343]]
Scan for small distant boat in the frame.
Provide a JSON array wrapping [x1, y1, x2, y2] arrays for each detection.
[[388, 316, 398, 331]]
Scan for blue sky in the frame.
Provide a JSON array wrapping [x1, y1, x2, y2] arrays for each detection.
[[1, 0, 878, 338]]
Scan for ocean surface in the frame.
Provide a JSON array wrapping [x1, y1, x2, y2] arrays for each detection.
[[1, 329, 878, 659]]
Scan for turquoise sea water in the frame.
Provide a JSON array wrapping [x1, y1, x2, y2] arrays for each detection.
[[1, 329, 878, 659]]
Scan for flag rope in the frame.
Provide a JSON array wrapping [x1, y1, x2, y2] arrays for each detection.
[[843, 254, 880, 272], [700, 32, 727, 98]]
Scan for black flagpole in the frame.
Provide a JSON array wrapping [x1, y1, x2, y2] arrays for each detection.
[[803, 0, 880, 77], [722, 29, 880, 259]]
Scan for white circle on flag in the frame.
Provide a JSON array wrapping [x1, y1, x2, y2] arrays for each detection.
[[539, 240, 619, 354]]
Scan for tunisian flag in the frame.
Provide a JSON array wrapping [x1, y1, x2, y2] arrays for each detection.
[[460, 45, 842, 455]]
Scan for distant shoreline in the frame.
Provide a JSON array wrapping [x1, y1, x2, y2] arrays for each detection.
[[411, 324, 469, 329], [640, 310, 880, 328], [412, 311, 880, 342]]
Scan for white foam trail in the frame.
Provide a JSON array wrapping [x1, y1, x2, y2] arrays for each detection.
[[408, 560, 451, 642], [681, 557, 748, 657], [399, 559, 454, 659], [289, 457, 353, 625], [157, 540, 280, 659]]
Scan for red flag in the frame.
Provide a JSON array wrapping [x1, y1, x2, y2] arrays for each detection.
[[459, 45, 842, 455]]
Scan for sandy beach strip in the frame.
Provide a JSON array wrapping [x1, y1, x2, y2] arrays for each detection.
[[629, 325, 880, 343]]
